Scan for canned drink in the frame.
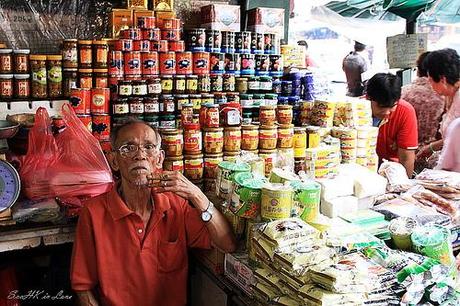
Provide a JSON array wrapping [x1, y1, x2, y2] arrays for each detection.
[[224, 53, 240, 75], [90, 88, 110, 114], [124, 51, 142, 75], [210, 74, 223, 92], [92, 114, 111, 141], [269, 54, 283, 77], [77, 115, 92, 132], [175, 52, 193, 75], [255, 54, 270, 76], [198, 75, 211, 93], [141, 51, 159, 76], [251, 32, 264, 54], [223, 74, 235, 92], [161, 18, 181, 30], [210, 52, 225, 74], [142, 28, 160, 41], [205, 30, 222, 53], [192, 52, 210, 75], [133, 40, 150, 52], [159, 52, 176, 75], [236, 31, 251, 54], [109, 51, 123, 76], [221, 31, 236, 53], [161, 29, 181, 41], [151, 40, 169, 52], [264, 34, 276, 54], [115, 39, 133, 52], [70, 88, 91, 114], [138, 16, 156, 29], [169, 41, 185, 52], [186, 28, 206, 52], [240, 53, 255, 75], [121, 28, 141, 40]]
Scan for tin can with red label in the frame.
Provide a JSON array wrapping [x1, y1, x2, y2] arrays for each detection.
[[161, 18, 181, 30], [77, 114, 92, 132], [121, 28, 141, 40], [205, 30, 222, 53], [193, 52, 210, 75], [124, 51, 142, 75], [159, 52, 176, 75], [70, 88, 91, 114], [169, 41, 185, 52], [161, 29, 181, 41], [151, 40, 169, 52], [141, 51, 159, 76], [175, 52, 193, 75], [125, 74, 142, 81], [115, 39, 133, 52], [109, 51, 123, 76], [210, 52, 225, 74], [133, 40, 151, 52], [138, 17, 156, 29], [91, 88, 110, 114], [143, 28, 160, 41], [92, 114, 111, 141]]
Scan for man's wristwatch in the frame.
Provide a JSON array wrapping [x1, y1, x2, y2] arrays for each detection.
[[201, 201, 215, 223]]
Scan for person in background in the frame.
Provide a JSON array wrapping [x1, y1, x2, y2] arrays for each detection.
[[297, 40, 316, 68], [343, 41, 368, 97], [401, 52, 445, 170], [416, 48, 460, 163], [71, 120, 236, 306], [436, 117, 460, 172], [367, 73, 418, 177]]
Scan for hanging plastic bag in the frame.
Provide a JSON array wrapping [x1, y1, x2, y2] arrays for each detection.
[[19, 104, 113, 201]]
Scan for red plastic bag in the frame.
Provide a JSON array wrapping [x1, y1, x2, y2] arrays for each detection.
[[19, 104, 113, 201]]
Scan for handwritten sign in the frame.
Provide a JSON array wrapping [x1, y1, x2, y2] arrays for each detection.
[[386, 33, 428, 69]]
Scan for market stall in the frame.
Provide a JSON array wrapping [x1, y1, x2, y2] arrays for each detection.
[[0, 0, 459, 305]]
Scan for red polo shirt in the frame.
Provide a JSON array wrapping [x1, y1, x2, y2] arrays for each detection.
[[70, 187, 211, 306], [376, 99, 418, 162]]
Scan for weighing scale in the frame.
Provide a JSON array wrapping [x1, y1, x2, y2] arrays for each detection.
[[0, 120, 21, 219]]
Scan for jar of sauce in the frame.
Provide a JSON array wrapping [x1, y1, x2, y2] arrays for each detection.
[[47, 55, 63, 99], [0, 74, 13, 100], [118, 80, 132, 96], [62, 39, 78, 69], [161, 75, 173, 94], [113, 98, 130, 116], [277, 124, 294, 148], [14, 74, 30, 99], [259, 106, 276, 126], [200, 104, 220, 128], [163, 156, 184, 173], [13, 49, 30, 73], [174, 75, 186, 94], [78, 69, 93, 90], [160, 94, 175, 114], [78, 40, 93, 68], [184, 153, 204, 180], [147, 78, 162, 95], [93, 40, 109, 69], [129, 97, 144, 114], [144, 96, 159, 115], [161, 129, 183, 157], [259, 125, 278, 150], [0, 49, 13, 74], [183, 123, 202, 153], [277, 105, 293, 124], [94, 69, 108, 88], [203, 127, 224, 154], [241, 125, 259, 150], [181, 103, 194, 125], [63, 69, 78, 98], [186, 75, 198, 94], [224, 126, 241, 152], [132, 80, 147, 96], [204, 153, 223, 179], [30, 55, 47, 99]]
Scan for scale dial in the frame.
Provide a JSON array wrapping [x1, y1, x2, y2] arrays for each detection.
[[0, 160, 21, 213]]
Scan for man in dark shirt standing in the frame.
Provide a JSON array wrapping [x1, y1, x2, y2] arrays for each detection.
[[343, 41, 368, 97]]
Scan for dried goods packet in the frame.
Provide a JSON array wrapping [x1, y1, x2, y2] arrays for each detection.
[[416, 169, 460, 190], [254, 268, 283, 293], [252, 282, 280, 304], [270, 295, 304, 306], [259, 218, 320, 249], [298, 284, 364, 306], [403, 185, 459, 219]]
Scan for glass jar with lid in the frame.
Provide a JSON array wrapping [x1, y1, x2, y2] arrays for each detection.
[[78, 40, 93, 68], [63, 69, 78, 98], [259, 106, 277, 126], [277, 104, 293, 124], [0, 49, 13, 74], [0, 74, 13, 100], [47, 55, 63, 99], [163, 156, 184, 173], [203, 127, 224, 154], [161, 75, 173, 94], [30, 55, 47, 99], [113, 98, 130, 116], [161, 129, 183, 157], [118, 80, 132, 96], [183, 123, 202, 154], [174, 75, 186, 94], [94, 69, 108, 88], [259, 125, 278, 150], [129, 97, 144, 115], [62, 39, 78, 68], [186, 75, 198, 94], [277, 124, 294, 148], [204, 153, 223, 179], [241, 125, 259, 150], [160, 94, 175, 114], [92, 40, 109, 69], [144, 96, 159, 115], [78, 68, 93, 90], [132, 80, 147, 96], [147, 78, 161, 95], [13, 49, 30, 74], [14, 74, 30, 99], [184, 153, 204, 180], [224, 126, 241, 152]]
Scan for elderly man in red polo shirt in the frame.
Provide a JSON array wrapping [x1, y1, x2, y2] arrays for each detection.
[[70, 120, 236, 306], [366, 73, 418, 177]]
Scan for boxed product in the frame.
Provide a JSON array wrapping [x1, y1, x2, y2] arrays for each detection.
[[201, 4, 241, 32], [152, 0, 174, 12], [321, 196, 359, 218], [128, 0, 148, 10], [246, 7, 285, 39], [133, 10, 155, 28], [280, 45, 305, 68], [110, 9, 133, 38], [224, 253, 255, 295]]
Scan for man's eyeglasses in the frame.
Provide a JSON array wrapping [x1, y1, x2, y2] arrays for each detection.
[[115, 143, 160, 158]]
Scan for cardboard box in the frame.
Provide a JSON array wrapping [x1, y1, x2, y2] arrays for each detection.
[[194, 248, 226, 275], [200, 4, 240, 32], [155, 10, 176, 29], [128, 0, 148, 10], [247, 7, 285, 38], [133, 10, 155, 28], [224, 253, 255, 295], [152, 0, 174, 12], [110, 9, 133, 38]]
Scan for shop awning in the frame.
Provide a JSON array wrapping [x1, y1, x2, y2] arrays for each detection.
[[325, 1, 401, 21], [383, 0, 436, 21], [418, 0, 460, 24]]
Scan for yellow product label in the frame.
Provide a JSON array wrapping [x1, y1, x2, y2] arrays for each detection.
[[163, 134, 182, 145], [314, 167, 338, 179], [205, 131, 223, 142], [204, 157, 222, 167], [293, 133, 306, 149], [306, 158, 339, 169], [294, 148, 306, 158], [278, 128, 293, 139], [161, 79, 173, 91], [306, 147, 339, 160], [307, 133, 320, 148], [261, 189, 293, 220]]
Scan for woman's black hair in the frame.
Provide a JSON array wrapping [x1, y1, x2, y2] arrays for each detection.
[[424, 48, 460, 85]]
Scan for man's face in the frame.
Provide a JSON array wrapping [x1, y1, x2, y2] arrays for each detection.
[[370, 100, 397, 120], [428, 75, 448, 96], [109, 123, 164, 186]]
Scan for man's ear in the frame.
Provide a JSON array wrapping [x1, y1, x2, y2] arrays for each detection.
[[107, 151, 119, 171], [156, 150, 165, 170]]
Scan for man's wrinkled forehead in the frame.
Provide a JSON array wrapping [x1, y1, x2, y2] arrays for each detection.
[[115, 123, 160, 147]]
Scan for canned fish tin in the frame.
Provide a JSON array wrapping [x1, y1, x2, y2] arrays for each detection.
[[192, 52, 210, 75], [250, 32, 264, 54], [142, 28, 160, 41], [290, 180, 321, 222], [161, 18, 181, 30], [230, 172, 266, 219], [151, 40, 169, 52], [261, 183, 293, 221], [216, 161, 251, 199], [210, 52, 225, 74], [221, 31, 236, 53], [169, 41, 185, 52], [77, 115, 92, 132], [124, 51, 142, 75], [90, 88, 110, 114], [121, 28, 141, 40], [269, 54, 283, 77], [205, 30, 222, 53], [236, 31, 251, 54], [241, 54, 255, 75], [264, 34, 276, 54], [186, 28, 206, 52], [255, 54, 270, 76], [70, 88, 91, 114], [210, 74, 223, 92], [161, 29, 181, 41], [159, 52, 176, 75], [224, 53, 240, 75], [138, 16, 156, 29], [175, 52, 193, 75], [92, 114, 111, 141], [109, 51, 123, 76], [133, 40, 150, 52], [115, 39, 133, 52], [141, 51, 159, 75]]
